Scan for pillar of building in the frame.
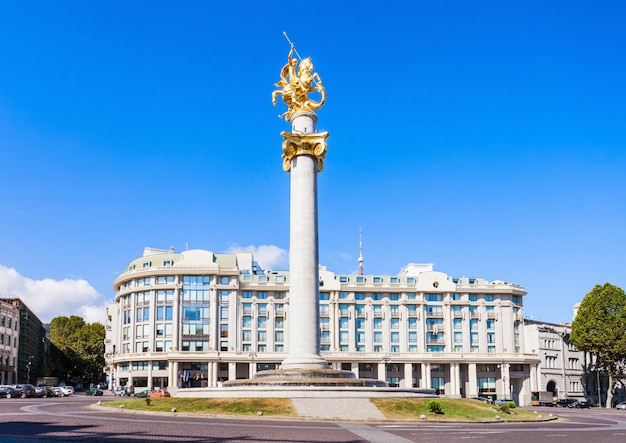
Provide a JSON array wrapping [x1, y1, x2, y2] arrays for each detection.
[[530, 363, 539, 392], [500, 363, 511, 398], [170, 361, 178, 389], [423, 362, 431, 389], [467, 363, 478, 397], [226, 362, 236, 385], [378, 362, 386, 383], [147, 361, 153, 388], [280, 112, 329, 370], [449, 362, 460, 397], [403, 362, 413, 388], [352, 362, 359, 377]]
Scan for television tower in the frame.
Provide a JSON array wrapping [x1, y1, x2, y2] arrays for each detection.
[[358, 227, 364, 276]]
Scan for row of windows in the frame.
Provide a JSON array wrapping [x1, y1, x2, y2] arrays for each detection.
[[0, 316, 16, 328], [242, 291, 286, 300], [325, 291, 520, 303], [0, 334, 16, 346]]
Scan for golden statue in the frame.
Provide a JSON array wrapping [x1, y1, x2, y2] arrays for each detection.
[[272, 44, 326, 122]]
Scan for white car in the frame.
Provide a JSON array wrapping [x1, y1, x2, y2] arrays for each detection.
[[55, 386, 74, 396], [616, 402, 626, 410]]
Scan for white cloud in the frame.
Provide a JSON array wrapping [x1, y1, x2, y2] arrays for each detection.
[[0, 264, 107, 324], [226, 244, 289, 270]]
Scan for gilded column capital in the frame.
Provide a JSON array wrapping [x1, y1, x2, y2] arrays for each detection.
[[281, 131, 329, 172]]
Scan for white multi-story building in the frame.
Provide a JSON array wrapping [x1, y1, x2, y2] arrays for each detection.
[[0, 299, 20, 385], [105, 247, 541, 405]]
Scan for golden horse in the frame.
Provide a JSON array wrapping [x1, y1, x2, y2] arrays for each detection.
[[272, 48, 326, 121]]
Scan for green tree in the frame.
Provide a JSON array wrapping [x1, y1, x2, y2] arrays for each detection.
[[571, 283, 626, 408], [48, 316, 105, 384]]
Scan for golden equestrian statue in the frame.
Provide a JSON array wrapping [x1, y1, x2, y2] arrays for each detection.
[[272, 43, 326, 122]]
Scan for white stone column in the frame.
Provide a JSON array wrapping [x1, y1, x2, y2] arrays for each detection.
[[468, 363, 478, 397], [424, 362, 431, 389], [404, 362, 413, 388], [227, 362, 236, 384], [530, 363, 539, 392], [280, 112, 328, 370], [378, 362, 387, 383], [449, 363, 459, 397], [147, 361, 153, 388], [500, 363, 510, 399]]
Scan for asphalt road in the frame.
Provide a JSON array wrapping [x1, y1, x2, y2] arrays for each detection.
[[1, 394, 626, 443]]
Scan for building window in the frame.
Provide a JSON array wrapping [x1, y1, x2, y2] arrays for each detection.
[[431, 377, 445, 395], [373, 331, 382, 343]]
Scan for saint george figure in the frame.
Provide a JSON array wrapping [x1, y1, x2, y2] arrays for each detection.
[[272, 44, 326, 122]]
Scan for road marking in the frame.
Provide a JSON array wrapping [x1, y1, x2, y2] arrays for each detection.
[[338, 423, 414, 443]]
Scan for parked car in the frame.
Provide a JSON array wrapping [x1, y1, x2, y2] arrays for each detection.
[[113, 387, 127, 396], [147, 388, 171, 398], [13, 384, 36, 398], [616, 402, 626, 410], [84, 388, 103, 396], [0, 386, 18, 398], [35, 385, 53, 398], [133, 389, 151, 398], [569, 400, 592, 408], [556, 398, 577, 408], [54, 386, 74, 396]]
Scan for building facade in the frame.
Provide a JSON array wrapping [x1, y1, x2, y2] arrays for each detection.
[[105, 247, 541, 405], [0, 299, 21, 385], [523, 319, 610, 406], [1, 298, 46, 385]]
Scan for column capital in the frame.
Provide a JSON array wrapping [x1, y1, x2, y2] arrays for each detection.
[[281, 131, 329, 172]]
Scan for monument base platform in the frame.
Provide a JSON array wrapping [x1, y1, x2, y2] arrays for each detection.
[[169, 368, 437, 399], [222, 368, 387, 388]]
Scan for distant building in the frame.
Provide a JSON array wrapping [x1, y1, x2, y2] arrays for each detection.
[[105, 247, 541, 405], [0, 299, 20, 384], [1, 298, 46, 384], [524, 319, 596, 403]]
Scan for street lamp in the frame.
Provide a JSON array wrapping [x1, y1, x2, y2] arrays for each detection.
[[26, 355, 34, 384]]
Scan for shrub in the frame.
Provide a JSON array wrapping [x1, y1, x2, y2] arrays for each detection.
[[507, 401, 516, 409], [498, 404, 510, 414], [427, 400, 443, 414], [145, 398, 151, 406]]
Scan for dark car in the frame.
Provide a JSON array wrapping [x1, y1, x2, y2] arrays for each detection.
[[0, 386, 18, 398], [556, 398, 577, 407], [84, 388, 104, 396], [133, 389, 151, 398], [570, 400, 592, 408], [35, 385, 53, 398], [13, 384, 36, 398]]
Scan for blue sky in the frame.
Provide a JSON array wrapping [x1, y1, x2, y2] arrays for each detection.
[[1, 1, 624, 324]]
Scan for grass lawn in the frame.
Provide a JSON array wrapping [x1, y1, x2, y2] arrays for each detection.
[[371, 398, 543, 421], [104, 397, 298, 416], [102, 397, 545, 421]]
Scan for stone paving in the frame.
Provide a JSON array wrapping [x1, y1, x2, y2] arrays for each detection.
[[291, 397, 386, 420]]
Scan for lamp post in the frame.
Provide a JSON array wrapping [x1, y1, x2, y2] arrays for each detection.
[[26, 355, 34, 384]]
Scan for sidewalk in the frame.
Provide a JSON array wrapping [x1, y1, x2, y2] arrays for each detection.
[[291, 398, 386, 420]]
